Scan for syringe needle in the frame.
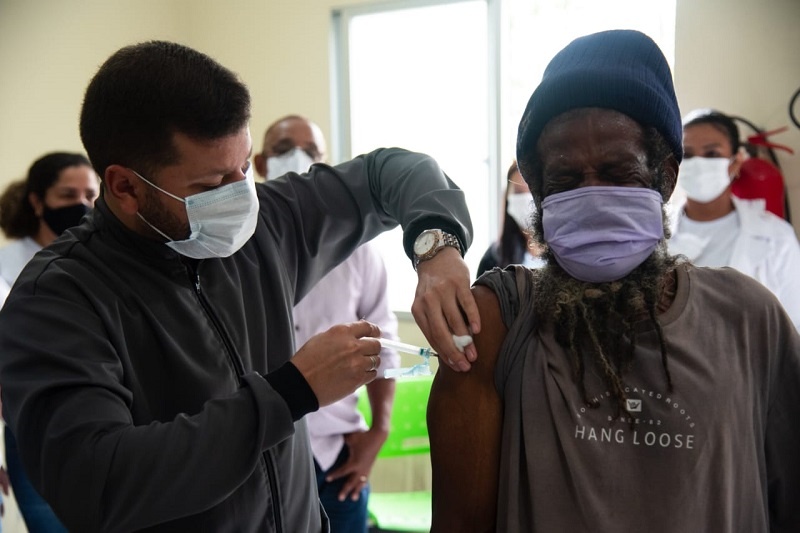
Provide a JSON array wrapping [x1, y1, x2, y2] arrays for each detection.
[[378, 337, 432, 357]]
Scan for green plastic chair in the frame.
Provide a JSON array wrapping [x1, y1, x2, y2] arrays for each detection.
[[358, 374, 434, 532]]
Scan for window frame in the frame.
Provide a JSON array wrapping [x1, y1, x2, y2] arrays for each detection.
[[330, 0, 502, 313]]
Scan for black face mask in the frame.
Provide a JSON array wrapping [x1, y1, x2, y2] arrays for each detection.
[[42, 204, 90, 236]]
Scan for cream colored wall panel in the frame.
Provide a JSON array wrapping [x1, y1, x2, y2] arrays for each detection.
[[0, 1, 182, 195]]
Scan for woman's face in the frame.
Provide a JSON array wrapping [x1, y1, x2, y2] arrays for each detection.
[[43, 164, 100, 210], [683, 122, 734, 159], [682, 122, 743, 182]]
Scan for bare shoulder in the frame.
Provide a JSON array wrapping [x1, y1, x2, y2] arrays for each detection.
[[434, 284, 507, 391]]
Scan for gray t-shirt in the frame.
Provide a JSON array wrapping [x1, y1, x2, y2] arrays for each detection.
[[477, 263, 800, 532]]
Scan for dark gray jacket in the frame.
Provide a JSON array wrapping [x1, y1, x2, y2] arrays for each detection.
[[0, 148, 472, 532]]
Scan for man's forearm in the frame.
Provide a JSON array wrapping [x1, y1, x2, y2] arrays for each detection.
[[366, 377, 396, 433]]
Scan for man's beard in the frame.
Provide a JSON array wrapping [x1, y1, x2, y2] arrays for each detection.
[[529, 208, 680, 420], [533, 241, 676, 328], [140, 183, 191, 242]]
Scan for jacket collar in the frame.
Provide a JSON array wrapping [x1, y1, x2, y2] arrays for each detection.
[[90, 197, 192, 268]]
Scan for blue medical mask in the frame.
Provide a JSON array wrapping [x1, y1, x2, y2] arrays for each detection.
[[542, 186, 664, 283], [266, 147, 315, 180], [677, 157, 732, 203], [133, 169, 259, 259]]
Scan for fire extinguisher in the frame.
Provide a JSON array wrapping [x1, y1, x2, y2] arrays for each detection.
[[732, 156, 787, 219], [729, 116, 794, 223]]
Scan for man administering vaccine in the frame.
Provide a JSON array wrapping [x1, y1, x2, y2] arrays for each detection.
[[0, 41, 477, 532]]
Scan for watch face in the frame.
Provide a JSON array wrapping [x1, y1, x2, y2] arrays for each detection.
[[414, 231, 437, 255]]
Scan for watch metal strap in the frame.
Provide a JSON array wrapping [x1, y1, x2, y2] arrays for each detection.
[[414, 230, 461, 269]]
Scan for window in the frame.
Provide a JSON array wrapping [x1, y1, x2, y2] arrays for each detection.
[[333, 0, 675, 312], [332, 0, 495, 312]]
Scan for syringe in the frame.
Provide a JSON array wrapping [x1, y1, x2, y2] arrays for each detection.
[[378, 337, 434, 358], [378, 337, 435, 379]]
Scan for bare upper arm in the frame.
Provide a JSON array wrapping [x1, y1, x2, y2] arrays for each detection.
[[428, 284, 507, 532]]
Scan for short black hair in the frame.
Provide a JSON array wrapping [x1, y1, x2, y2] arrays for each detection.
[[682, 109, 741, 155], [79, 40, 251, 180]]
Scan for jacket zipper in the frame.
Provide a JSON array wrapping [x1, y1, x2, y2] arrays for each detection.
[[189, 264, 284, 533]]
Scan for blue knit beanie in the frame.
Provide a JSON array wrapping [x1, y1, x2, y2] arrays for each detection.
[[516, 29, 683, 167]]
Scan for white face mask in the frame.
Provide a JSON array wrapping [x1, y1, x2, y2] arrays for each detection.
[[506, 192, 534, 230], [266, 147, 315, 180], [133, 168, 259, 259], [677, 157, 732, 203]]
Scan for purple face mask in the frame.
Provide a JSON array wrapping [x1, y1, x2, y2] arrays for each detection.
[[542, 186, 664, 283]]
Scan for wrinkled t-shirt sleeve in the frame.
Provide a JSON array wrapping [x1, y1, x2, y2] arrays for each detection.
[[474, 265, 537, 396], [474, 266, 521, 328]]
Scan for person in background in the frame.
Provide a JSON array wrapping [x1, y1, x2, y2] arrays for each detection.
[[256, 115, 399, 533], [477, 160, 544, 277], [668, 108, 800, 329], [0, 151, 99, 533], [254, 114, 326, 181], [428, 29, 800, 532], [0, 41, 476, 532], [0, 152, 99, 294]]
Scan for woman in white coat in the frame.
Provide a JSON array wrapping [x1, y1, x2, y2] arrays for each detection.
[[668, 109, 800, 330]]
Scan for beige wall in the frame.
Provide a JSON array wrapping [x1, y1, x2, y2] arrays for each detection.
[[1, 0, 799, 222], [2, 0, 799, 220], [0, 0, 181, 178]]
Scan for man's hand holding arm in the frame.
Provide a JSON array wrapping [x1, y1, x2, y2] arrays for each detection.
[[412, 247, 480, 372], [272, 148, 480, 369]]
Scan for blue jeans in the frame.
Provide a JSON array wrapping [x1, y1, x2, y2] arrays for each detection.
[[314, 445, 369, 533], [5, 429, 67, 533]]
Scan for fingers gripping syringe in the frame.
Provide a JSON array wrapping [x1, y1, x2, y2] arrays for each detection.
[[378, 338, 435, 378]]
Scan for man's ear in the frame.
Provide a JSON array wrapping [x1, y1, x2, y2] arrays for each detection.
[[104, 165, 143, 215], [661, 154, 679, 201], [254, 153, 267, 179]]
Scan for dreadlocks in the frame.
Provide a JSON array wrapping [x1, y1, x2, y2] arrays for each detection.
[[532, 246, 682, 420]]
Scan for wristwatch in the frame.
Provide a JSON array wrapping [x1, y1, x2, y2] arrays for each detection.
[[413, 229, 461, 270]]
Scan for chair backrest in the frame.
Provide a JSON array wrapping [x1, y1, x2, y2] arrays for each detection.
[[357, 375, 433, 459]]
